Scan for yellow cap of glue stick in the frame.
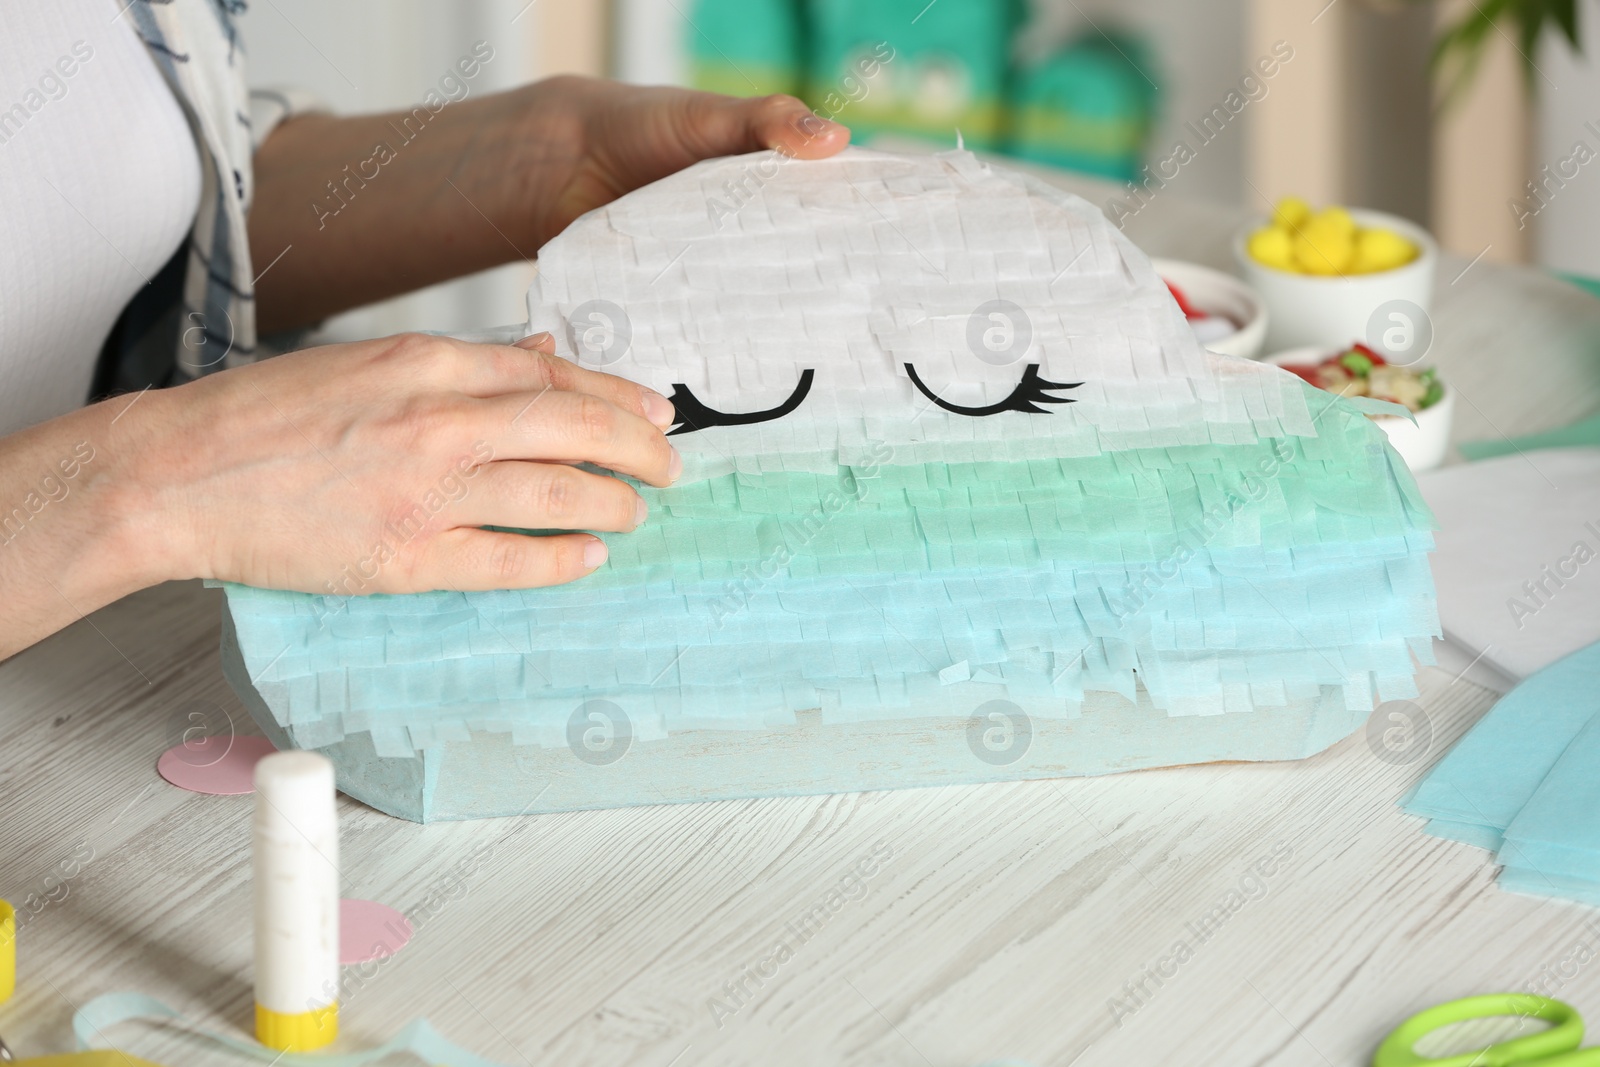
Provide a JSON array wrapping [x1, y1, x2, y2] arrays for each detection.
[[254, 1002, 338, 1052], [1, 898, 15, 1003]]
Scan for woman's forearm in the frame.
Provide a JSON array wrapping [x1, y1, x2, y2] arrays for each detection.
[[2, 330, 679, 660], [247, 86, 545, 334], [248, 77, 849, 334], [0, 397, 177, 659]]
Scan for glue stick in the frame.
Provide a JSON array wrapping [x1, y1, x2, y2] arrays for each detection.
[[253, 751, 338, 1051]]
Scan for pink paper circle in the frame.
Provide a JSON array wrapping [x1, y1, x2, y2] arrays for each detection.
[[157, 734, 277, 795], [341, 898, 412, 964]]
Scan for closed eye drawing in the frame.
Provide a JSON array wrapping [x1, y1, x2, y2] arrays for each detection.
[[666, 369, 816, 436], [903, 363, 1082, 416]]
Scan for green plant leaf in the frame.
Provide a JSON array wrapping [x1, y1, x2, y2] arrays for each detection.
[[1425, 0, 1580, 102], [1550, 0, 1581, 49], [1431, 0, 1506, 108]]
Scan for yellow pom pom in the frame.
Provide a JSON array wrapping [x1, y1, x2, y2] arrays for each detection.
[[1293, 219, 1353, 275], [1314, 206, 1357, 237], [1272, 197, 1312, 232], [1351, 227, 1418, 273], [1248, 226, 1296, 270]]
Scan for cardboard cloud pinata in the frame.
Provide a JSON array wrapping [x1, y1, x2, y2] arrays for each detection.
[[219, 147, 1440, 822]]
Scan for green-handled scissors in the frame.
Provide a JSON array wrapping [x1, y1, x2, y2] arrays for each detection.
[[1374, 994, 1600, 1066]]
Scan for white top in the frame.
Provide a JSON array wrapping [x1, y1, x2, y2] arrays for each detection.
[[0, 0, 201, 437]]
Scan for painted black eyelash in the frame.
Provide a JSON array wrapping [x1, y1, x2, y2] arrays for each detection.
[[665, 369, 816, 436], [903, 363, 1082, 416]]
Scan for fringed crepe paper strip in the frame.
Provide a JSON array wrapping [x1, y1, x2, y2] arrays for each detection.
[[1402, 640, 1600, 906], [218, 148, 1439, 822]]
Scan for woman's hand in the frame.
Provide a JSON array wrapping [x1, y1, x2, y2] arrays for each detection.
[[0, 332, 676, 657], [491, 78, 852, 260], [138, 331, 678, 593], [249, 80, 849, 332]]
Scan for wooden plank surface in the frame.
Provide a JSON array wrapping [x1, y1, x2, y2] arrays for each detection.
[[4, 180, 1599, 1066]]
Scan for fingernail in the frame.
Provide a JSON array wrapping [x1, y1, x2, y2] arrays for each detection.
[[633, 495, 649, 528], [583, 538, 608, 569], [642, 391, 675, 429], [796, 114, 831, 139], [668, 444, 683, 482], [515, 331, 554, 351]]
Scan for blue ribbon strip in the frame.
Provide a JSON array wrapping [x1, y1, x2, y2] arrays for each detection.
[[72, 992, 514, 1067]]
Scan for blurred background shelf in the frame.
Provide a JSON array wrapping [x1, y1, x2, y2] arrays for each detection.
[[240, 0, 1600, 337]]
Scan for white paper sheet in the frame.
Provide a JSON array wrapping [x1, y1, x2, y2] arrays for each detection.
[[1417, 447, 1600, 684]]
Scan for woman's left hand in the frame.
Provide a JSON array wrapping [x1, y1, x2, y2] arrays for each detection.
[[491, 77, 851, 253]]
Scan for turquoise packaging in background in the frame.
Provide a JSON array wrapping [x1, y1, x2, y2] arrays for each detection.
[[805, 0, 1021, 149], [1006, 34, 1158, 182], [686, 0, 1159, 178], [686, 0, 806, 98]]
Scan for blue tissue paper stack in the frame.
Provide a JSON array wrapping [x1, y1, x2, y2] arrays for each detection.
[[1402, 640, 1600, 905]]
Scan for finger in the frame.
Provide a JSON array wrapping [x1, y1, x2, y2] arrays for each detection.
[[678, 91, 850, 162], [502, 345, 677, 431], [413, 528, 609, 591], [513, 332, 557, 355], [487, 389, 681, 487], [439, 336, 674, 430], [742, 94, 852, 159], [452, 461, 647, 533]]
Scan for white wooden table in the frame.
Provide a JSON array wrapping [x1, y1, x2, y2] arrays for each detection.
[[5, 177, 1600, 1067]]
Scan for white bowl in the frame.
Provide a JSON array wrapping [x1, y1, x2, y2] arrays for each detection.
[[1265, 347, 1455, 471], [1233, 210, 1438, 353], [1152, 257, 1268, 359]]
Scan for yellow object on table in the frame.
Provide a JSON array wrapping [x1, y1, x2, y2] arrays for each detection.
[[1249, 197, 1418, 277], [1293, 215, 1354, 274], [13, 1056, 165, 1066], [255, 1002, 339, 1052], [1317, 205, 1356, 236], [1247, 226, 1294, 270], [2, 898, 14, 1003], [1272, 195, 1311, 230], [1, 900, 162, 1065], [1353, 227, 1417, 273]]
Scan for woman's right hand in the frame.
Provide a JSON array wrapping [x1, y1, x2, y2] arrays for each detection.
[[113, 330, 679, 599], [4, 329, 678, 656]]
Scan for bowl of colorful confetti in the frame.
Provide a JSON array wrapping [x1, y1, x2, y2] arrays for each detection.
[[1152, 258, 1267, 360], [1233, 199, 1437, 352], [1267, 343, 1455, 470]]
